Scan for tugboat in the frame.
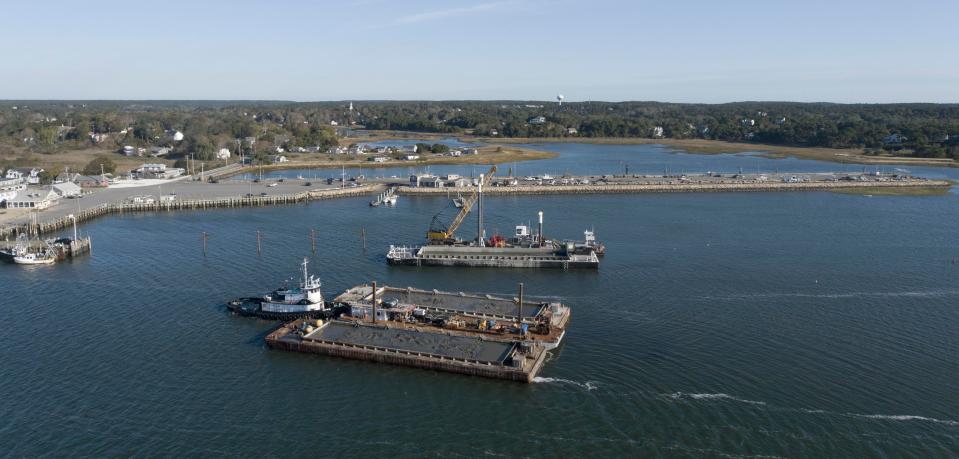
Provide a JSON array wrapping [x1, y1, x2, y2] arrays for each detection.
[[228, 258, 337, 320]]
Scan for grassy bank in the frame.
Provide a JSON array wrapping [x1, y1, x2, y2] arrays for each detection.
[[461, 135, 958, 168], [238, 145, 555, 174], [829, 183, 955, 196]]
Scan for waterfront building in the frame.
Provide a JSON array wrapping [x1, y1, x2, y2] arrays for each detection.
[[5, 187, 59, 209]]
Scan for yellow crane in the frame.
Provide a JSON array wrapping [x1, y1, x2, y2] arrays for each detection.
[[427, 165, 497, 243]]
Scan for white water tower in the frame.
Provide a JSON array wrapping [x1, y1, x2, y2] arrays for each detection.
[[557, 94, 565, 106]]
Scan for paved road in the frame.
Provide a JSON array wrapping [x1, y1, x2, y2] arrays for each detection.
[[0, 177, 387, 229]]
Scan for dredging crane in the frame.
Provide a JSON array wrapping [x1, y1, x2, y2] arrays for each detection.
[[426, 165, 497, 245]]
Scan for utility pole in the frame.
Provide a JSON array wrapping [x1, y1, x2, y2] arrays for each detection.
[[371, 280, 377, 324], [518, 282, 524, 322], [477, 173, 484, 247]]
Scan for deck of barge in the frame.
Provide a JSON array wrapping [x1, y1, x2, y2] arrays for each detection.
[[304, 321, 515, 363], [335, 285, 547, 320], [387, 245, 600, 269], [267, 320, 547, 382]]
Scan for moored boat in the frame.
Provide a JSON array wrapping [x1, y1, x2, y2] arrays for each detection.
[[13, 252, 56, 265]]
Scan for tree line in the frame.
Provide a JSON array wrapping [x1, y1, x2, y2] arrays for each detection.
[[2, 100, 957, 160]]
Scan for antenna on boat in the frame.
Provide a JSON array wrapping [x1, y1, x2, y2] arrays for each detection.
[[302, 257, 309, 286]]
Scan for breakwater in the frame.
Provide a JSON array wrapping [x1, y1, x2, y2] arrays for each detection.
[[1, 185, 384, 239], [396, 179, 951, 196]]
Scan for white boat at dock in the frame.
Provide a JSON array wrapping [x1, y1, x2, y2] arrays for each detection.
[[13, 252, 56, 265]]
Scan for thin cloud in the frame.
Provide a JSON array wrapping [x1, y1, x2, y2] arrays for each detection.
[[394, 1, 513, 25]]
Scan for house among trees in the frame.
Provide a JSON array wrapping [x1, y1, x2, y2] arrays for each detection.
[[6, 167, 44, 185], [75, 175, 109, 188], [528, 116, 547, 125], [883, 133, 906, 144], [652, 126, 664, 138], [216, 148, 231, 160]]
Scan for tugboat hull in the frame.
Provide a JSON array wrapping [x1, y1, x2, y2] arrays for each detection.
[[227, 298, 341, 320]]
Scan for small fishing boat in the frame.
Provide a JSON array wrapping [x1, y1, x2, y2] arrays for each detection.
[[13, 251, 56, 265]]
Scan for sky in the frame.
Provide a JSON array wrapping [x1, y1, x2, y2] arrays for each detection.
[[0, 0, 957, 103]]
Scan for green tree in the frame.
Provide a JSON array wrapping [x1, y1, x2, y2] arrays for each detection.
[[81, 156, 117, 175]]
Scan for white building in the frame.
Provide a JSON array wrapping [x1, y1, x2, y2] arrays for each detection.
[[216, 148, 231, 160], [404, 154, 420, 161], [271, 155, 289, 164], [123, 145, 136, 156], [52, 182, 82, 198], [529, 116, 546, 125], [6, 167, 43, 185], [741, 119, 755, 126], [151, 147, 171, 157], [652, 126, 664, 138], [409, 174, 436, 187], [170, 131, 184, 142], [134, 163, 185, 179], [369, 156, 389, 163], [5, 187, 59, 209]]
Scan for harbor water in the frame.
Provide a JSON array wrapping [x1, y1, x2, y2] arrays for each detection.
[[2, 144, 958, 456]]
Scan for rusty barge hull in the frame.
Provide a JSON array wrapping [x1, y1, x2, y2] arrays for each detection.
[[266, 320, 548, 383]]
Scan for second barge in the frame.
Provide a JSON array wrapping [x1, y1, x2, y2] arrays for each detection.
[[387, 243, 599, 269]]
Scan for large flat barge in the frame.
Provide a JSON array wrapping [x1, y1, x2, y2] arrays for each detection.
[[265, 283, 569, 382], [387, 244, 599, 269], [333, 283, 570, 348], [267, 320, 549, 382]]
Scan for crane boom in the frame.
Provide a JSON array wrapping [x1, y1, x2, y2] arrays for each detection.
[[427, 165, 497, 242]]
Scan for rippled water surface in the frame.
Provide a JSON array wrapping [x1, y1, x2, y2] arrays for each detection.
[[2, 145, 958, 457]]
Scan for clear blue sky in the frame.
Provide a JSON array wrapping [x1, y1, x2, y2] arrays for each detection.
[[1, 0, 956, 103]]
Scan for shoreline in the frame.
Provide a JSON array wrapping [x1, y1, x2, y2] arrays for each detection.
[[4, 176, 950, 239], [347, 130, 958, 168], [454, 135, 957, 168], [397, 179, 953, 197], [231, 144, 556, 176]]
